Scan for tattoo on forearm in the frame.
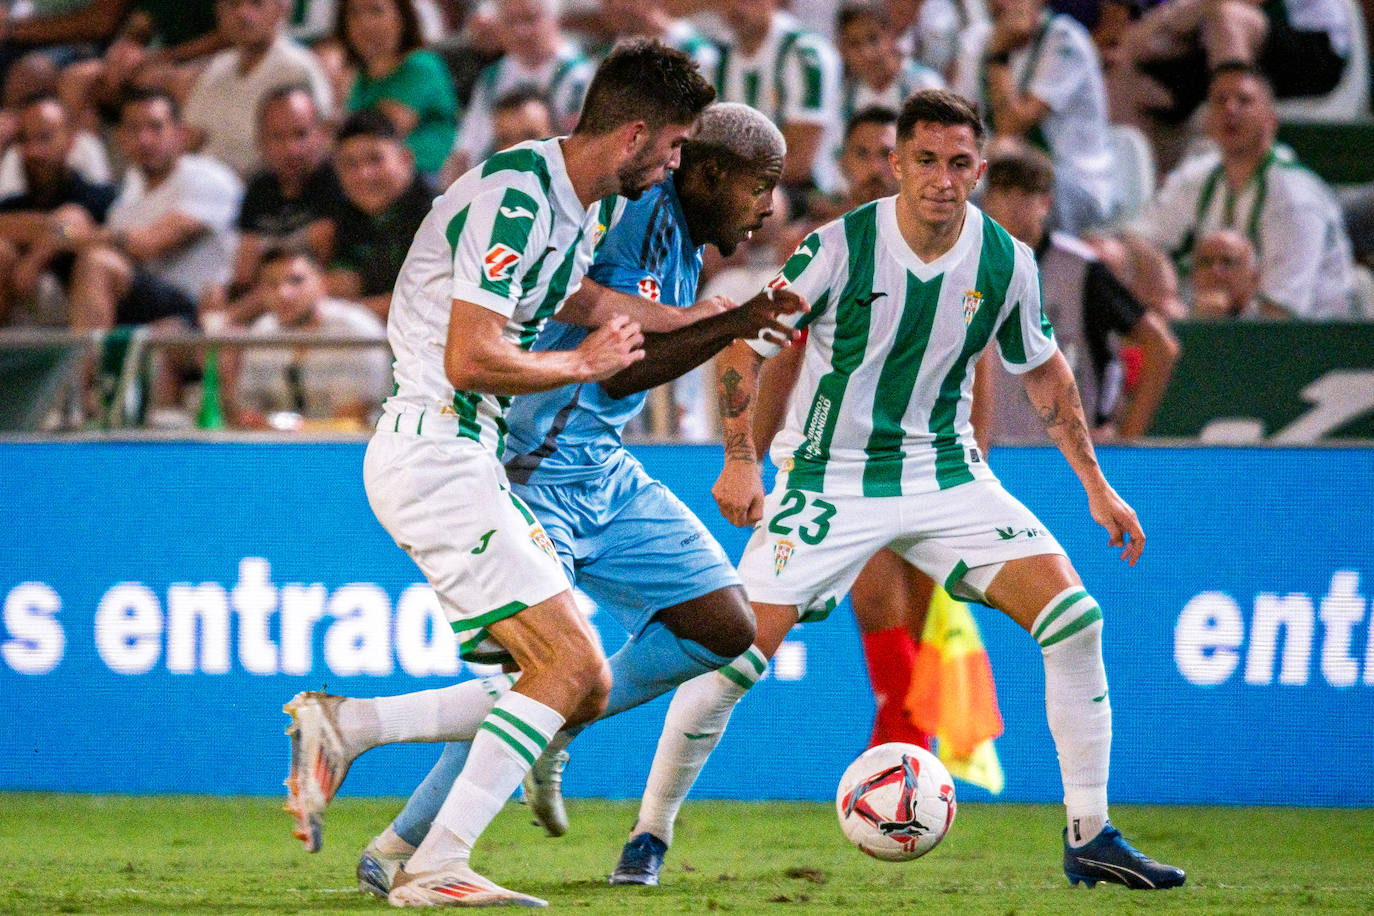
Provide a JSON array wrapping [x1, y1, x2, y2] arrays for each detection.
[[724, 432, 754, 462], [1036, 378, 1096, 469], [719, 367, 752, 419]]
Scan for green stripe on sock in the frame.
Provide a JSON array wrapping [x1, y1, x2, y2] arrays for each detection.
[[1039, 605, 1103, 649], [719, 664, 754, 690], [489, 707, 550, 752], [479, 720, 536, 766], [1032, 588, 1090, 642], [741, 647, 767, 676]]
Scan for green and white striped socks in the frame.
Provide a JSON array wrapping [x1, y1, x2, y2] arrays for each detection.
[[1034, 586, 1110, 847], [632, 646, 770, 846], [406, 691, 564, 873]]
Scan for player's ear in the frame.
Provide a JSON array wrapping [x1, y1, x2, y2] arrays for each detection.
[[622, 120, 650, 154]]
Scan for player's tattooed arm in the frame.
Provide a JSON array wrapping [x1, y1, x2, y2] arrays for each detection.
[[1022, 350, 1100, 478], [720, 368, 751, 419], [717, 342, 764, 464]]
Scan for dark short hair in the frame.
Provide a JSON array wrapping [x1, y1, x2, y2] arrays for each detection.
[[837, 1, 889, 33], [335, 0, 424, 69], [258, 239, 321, 274], [18, 90, 62, 111], [493, 85, 553, 116], [896, 89, 984, 145], [120, 86, 181, 122], [1208, 59, 1274, 98], [257, 83, 320, 125], [337, 107, 400, 144], [844, 105, 897, 143], [575, 39, 716, 136], [984, 147, 1056, 195]]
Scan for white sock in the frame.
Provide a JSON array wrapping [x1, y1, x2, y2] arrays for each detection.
[[1034, 587, 1110, 847], [373, 824, 415, 857], [336, 673, 518, 749], [406, 691, 564, 874], [632, 646, 768, 846]]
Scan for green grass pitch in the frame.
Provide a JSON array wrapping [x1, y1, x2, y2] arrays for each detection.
[[2, 794, 1371, 914]]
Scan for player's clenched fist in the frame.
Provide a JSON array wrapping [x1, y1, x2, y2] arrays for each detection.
[[576, 314, 645, 381], [713, 459, 765, 527]]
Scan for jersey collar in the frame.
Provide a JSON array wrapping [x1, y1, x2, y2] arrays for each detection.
[[878, 197, 981, 283]]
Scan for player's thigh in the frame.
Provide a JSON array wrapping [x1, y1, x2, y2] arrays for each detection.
[[739, 486, 898, 625], [850, 547, 936, 636], [577, 476, 744, 638], [363, 433, 571, 663], [896, 480, 1066, 605], [983, 553, 1083, 633]]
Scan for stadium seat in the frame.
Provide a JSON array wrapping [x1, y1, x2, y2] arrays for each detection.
[[1274, 0, 1371, 122], [1104, 123, 1157, 225]]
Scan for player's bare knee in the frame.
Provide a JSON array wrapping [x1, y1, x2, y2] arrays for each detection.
[[562, 655, 611, 727]]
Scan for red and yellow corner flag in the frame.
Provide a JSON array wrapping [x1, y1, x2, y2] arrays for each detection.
[[906, 588, 1005, 793]]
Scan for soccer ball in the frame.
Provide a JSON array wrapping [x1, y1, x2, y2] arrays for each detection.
[[835, 742, 956, 861]]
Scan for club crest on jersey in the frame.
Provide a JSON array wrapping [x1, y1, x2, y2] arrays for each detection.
[[483, 244, 520, 282], [637, 276, 661, 301], [530, 526, 558, 560], [773, 538, 795, 576], [962, 289, 983, 325]]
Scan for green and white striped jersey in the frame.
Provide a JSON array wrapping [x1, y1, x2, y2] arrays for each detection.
[[716, 11, 842, 191], [381, 138, 624, 455], [457, 43, 595, 162], [754, 197, 1056, 496]]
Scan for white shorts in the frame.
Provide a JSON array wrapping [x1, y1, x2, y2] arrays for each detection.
[[363, 431, 571, 662], [738, 478, 1065, 621]]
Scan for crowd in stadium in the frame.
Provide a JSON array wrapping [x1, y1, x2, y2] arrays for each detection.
[[0, 0, 1369, 436]]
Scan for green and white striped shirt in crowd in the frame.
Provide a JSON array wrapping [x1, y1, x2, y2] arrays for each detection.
[[752, 198, 1056, 496], [381, 138, 625, 455], [457, 43, 596, 162], [715, 11, 842, 191]]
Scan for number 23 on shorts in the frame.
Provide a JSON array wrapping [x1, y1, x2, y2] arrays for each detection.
[[768, 489, 836, 545]]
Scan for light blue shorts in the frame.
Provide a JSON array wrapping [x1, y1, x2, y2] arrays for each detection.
[[512, 454, 742, 637]]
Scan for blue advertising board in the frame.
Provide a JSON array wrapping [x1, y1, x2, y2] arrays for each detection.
[[1, 442, 1371, 805]]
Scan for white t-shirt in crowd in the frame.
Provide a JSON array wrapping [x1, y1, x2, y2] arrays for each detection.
[[184, 34, 334, 177], [107, 155, 243, 297], [237, 297, 391, 417]]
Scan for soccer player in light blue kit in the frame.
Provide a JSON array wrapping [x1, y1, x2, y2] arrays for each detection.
[[354, 103, 797, 897]]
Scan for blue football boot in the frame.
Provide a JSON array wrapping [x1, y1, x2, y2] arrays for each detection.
[[608, 832, 668, 886], [1064, 822, 1186, 889]]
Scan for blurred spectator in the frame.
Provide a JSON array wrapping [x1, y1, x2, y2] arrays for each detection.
[[809, 103, 898, 221], [213, 83, 343, 325], [227, 242, 389, 429], [323, 108, 431, 319], [450, 0, 593, 175], [715, 0, 843, 197], [836, 2, 943, 124], [183, 0, 334, 178], [66, 88, 242, 333], [286, 0, 339, 43], [337, 0, 457, 176], [1109, 0, 1352, 169], [490, 85, 553, 152], [586, 0, 721, 72], [54, 1, 225, 133], [981, 145, 1178, 441], [1121, 62, 1358, 320], [882, 0, 963, 76], [1191, 228, 1265, 318], [0, 95, 109, 197], [953, 0, 1115, 233], [0, 92, 116, 325]]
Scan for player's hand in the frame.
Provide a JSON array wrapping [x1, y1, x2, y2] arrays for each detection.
[[732, 288, 808, 347], [1087, 483, 1145, 566], [713, 459, 765, 527], [575, 314, 644, 381], [682, 295, 737, 324]]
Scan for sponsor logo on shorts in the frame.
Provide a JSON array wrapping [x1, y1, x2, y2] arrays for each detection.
[[680, 531, 702, 547], [962, 289, 983, 326], [472, 529, 497, 554], [530, 526, 558, 560], [637, 276, 661, 301], [773, 538, 795, 576], [995, 526, 1048, 540], [483, 244, 520, 283]]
